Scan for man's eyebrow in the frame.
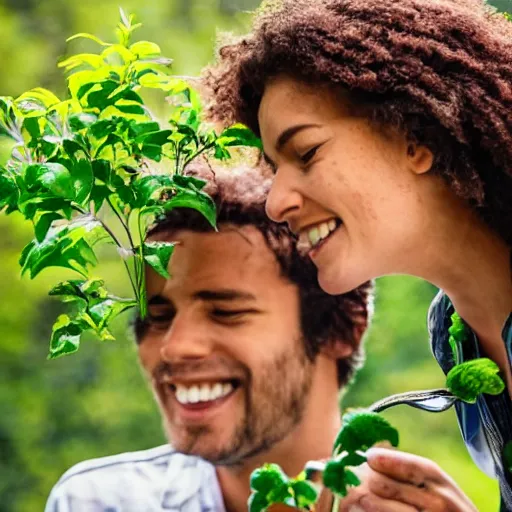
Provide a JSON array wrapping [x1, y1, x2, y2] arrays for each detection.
[[147, 294, 170, 306], [194, 289, 257, 301]]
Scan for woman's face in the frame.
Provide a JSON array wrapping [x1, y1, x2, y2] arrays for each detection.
[[259, 76, 435, 294]]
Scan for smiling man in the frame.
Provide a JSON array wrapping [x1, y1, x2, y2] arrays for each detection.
[[45, 163, 477, 512]]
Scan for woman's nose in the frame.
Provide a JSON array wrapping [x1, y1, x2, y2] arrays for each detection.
[[265, 170, 303, 225]]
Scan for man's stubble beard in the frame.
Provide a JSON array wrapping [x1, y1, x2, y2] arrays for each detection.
[[164, 337, 315, 466]]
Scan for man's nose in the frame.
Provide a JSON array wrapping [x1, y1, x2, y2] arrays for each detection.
[[159, 313, 211, 362], [265, 169, 303, 225]]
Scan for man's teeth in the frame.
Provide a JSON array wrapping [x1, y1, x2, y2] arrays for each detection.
[[301, 219, 338, 249], [175, 382, 234, 405]]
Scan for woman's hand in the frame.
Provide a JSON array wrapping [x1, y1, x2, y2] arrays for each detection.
[[337, 447, 477, 512], [268, 448, 477, 512]]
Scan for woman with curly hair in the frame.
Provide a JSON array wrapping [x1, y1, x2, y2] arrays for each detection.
[[204, 0, 512, 508]]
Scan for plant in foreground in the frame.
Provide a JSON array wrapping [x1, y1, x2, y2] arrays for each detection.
[[248, 333, 507, 511], [248, 410, 399, 512], [0, 10, 260, 359]]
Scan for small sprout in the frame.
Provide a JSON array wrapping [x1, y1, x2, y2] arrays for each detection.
[[291, 479, 319, 509], [250, 463, 289, 493], [448, 312, 467, 343], [322, 460, 361, 497], [447, 358, 505, 403], [338, 451, 367, 467], [333, 410, 399, 454], [248, 491, 270, 512]]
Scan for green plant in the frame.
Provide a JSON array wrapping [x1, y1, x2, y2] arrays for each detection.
[[247, 410, 399, 511], [447, 358, 505, 403], [0, 9, 261, 359]]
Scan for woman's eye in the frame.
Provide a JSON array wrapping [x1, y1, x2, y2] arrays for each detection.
[[299, 145, 320, 164]]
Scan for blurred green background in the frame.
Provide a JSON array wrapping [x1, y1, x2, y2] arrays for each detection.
[[1, 0, 510, 510]]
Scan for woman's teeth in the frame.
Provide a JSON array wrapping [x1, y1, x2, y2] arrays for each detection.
[[301, 219, 338, 250], [174, 382, 234, 405]]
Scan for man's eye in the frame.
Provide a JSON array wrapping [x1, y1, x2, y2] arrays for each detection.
[[147, 311, 175, 327], [212, 309, 249, 320], [300, 145, 320, 164]]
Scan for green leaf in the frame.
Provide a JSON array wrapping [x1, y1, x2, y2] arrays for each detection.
[[17, 88, 61, 109], [72, 159, 94, 204], [250, 464, 289, 493], [447, 358, 505, 403], [131, 174, 174, 208], [114, 100, 145, 116], [88, 298, 134, 334], [217, 123, 263, 150], [23, 161, 93, 205], [248, 492, 269, 512], [33, 211, 65, 242], [48, 278, 135, 355], [58, 53, 105, 72], [291, 480, 318, 508], [23, 117, 41, 140], [135, 129, 173, 145], [20, 215, 109, 278], [0, 171, 19, 213], [128, 121, 160, 138], [333, 411, 399, 454], [90, 119, 116, 139], [66, 32, 112, 47], [69, 113, 98, 131], [25, 163, 76, 200], [338, 451, 367, 467], [18, 195, 73, 222], [173, 174, 207, 191], [322, 461, 360, 497], [163, 186, 217, 229], [129, 41, 161, 58], [143, 241, 175, 278], [48, 314, 86, 359]]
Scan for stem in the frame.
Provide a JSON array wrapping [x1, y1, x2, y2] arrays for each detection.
[[182, 142, 215, 170], [72, 203, 139, 302], [330, 444, 343, 512], [104, 198, 141, 302], [136, 211, 147, 319]]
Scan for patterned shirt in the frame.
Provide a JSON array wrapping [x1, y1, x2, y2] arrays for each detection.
[[44, 445, 226, 512], [428, 291, 512, 511]]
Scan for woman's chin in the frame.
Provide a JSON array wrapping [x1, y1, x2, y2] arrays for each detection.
[[317, 266, 361, 295]]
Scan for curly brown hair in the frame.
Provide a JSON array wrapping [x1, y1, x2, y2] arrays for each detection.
[[135, 162, 373, 388], [204, 0, 512, 246]]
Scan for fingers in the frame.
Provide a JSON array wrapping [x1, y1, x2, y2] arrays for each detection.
[[364, 448, 478, 512], [366, 470, 448, 510], [338, 487, 418, 512], [366, 447, 445, 486]]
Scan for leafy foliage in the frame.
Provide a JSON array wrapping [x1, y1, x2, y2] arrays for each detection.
[[322, 460, 360, 498], [0, 10, 259, 358], [247, 410, 398, 510], [248, 464, 318, 512], [447, 358, 505, 403], [333, 410, 399, 454]]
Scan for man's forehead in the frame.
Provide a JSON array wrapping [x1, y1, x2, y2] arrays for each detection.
[[147, 225, 283, 298]]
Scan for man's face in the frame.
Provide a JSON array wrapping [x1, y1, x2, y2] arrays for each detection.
[[138, 224, 315, 465]]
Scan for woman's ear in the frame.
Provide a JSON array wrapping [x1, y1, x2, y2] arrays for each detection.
[[406, 143, 434, 175]]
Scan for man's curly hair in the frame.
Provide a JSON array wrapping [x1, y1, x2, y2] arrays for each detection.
[[135, 162, 373, 388], [204, 0, 512, 246]]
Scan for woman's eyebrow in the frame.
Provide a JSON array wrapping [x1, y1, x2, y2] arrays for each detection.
[[275, 123, 320, 151]]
